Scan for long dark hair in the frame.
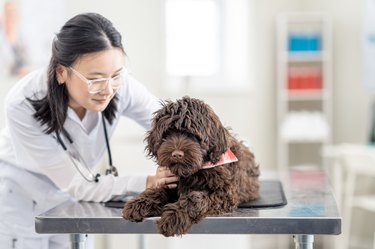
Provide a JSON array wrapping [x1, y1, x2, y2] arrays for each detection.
[[27, 13, 125, 135]]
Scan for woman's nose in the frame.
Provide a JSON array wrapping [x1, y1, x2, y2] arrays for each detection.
[[100, 79, 114, 95]]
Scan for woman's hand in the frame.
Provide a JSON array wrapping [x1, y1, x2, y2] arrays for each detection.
[[146, 166, 179, 190]]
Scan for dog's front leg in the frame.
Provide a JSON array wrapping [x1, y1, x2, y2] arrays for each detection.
[[122, 188, 172, 222], [157, 190, 210, 237]]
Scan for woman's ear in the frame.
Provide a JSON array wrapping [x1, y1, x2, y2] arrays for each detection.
[[56, 64, 68, 85]]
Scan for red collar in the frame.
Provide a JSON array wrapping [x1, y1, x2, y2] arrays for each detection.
[[201, 148, 238, 169]]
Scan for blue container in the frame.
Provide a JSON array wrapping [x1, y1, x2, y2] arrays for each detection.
[[306, 33, 321, 51], [288, 33, 303, 51], [288, 33, 321, 52]]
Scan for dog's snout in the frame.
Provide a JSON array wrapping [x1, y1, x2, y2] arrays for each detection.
[[172, 150, 184, 159]]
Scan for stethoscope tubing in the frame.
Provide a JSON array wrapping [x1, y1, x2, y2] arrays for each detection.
[[55, 112, 118, 182]]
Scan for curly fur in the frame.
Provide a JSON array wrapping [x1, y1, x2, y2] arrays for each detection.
[[122, 96, 260, 237]]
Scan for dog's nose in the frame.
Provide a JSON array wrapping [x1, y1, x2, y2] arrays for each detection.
[[172, 150, 184, 159]]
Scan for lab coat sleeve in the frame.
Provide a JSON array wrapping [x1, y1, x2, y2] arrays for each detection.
[[42, 156, 147, 202], [65, 170, 147, 202]]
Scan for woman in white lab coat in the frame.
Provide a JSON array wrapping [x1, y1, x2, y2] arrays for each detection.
[[0, 12, 178, 249]]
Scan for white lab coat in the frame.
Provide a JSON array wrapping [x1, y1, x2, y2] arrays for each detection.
[[0, 68, 161, 248]]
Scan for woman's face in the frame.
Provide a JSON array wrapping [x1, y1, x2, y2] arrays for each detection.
[[57, 48, 124, 119]]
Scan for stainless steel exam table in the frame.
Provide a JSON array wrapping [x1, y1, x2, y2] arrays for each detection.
[[35, 170, 341, 249]]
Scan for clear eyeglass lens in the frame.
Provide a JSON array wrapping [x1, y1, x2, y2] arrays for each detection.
[[88, 75, 122, 93]]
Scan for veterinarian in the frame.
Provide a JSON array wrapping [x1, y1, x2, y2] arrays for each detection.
[[0, 13, 178, 249]]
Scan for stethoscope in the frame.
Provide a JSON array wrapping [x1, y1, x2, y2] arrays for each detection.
[[55, 113, 118, 182]]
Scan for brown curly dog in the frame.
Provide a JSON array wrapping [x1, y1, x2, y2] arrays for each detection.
[[122, 96, 260, 237]]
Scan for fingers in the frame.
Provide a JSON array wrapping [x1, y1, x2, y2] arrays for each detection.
[[155, 176, 179, 189], [165, 183, 177, 189], [164, 176, 179, 185], [154, 166, 179, 189], [157, 166, 174, 177]]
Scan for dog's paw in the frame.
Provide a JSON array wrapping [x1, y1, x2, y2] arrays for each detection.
[[122, 199, 149, 222], [157, 205, 192, 237]]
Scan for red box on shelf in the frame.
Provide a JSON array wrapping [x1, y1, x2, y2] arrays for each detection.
[[288, 67, 322, 90]]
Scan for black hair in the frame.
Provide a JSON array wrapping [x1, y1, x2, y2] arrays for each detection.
[[27, 12, 125, 135]]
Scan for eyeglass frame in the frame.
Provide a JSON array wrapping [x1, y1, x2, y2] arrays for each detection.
[[68, 66, 125, 94]]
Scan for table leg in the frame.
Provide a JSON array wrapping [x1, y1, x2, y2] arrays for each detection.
[[293, 235, 314, 249], [138, 234, 145, 249], [70, 234, 87, 249]]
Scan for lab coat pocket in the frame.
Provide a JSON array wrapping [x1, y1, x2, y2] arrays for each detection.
[[0, 178, 36, 233], [0, 233, 14, 248], [0, 233, 49, 249]]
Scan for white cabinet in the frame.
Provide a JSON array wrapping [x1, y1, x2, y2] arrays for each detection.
[[276, 12, 332, 171]]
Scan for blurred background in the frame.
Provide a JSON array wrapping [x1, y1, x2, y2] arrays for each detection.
[[0, 0, 374, 248]]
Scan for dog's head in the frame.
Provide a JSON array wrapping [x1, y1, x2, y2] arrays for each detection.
[[145, 96, 228, 177]]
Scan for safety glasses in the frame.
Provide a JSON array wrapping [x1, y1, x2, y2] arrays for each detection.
[[69, 67, 125, 94]]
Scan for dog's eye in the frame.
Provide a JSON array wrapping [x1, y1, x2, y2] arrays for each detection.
[[203, 147, 212, 157], [187, 133, 201, 143]]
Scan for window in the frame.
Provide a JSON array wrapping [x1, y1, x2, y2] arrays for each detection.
[[163, 0, 254, 94], [166, 0, 219, 77]]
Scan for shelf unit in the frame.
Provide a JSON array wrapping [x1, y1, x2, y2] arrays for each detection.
[[276, 13, 332, 171]]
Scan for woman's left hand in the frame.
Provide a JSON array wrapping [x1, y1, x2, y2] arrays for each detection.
[[146, 166, 179, 189]]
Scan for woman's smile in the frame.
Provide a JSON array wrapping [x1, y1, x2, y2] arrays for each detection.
[[92, 96, 110, 105]]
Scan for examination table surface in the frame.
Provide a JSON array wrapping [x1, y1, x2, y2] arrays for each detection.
[[35, 170, 341, 249]]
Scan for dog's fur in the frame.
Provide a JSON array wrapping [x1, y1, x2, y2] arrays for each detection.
[[122, 96, 260, 237]]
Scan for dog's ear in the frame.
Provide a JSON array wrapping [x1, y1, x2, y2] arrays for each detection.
[[144, 122, 160, 158], [181, 97, 228, 163], [205, 107, 228, 163], [144, 100, 174, 158]]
